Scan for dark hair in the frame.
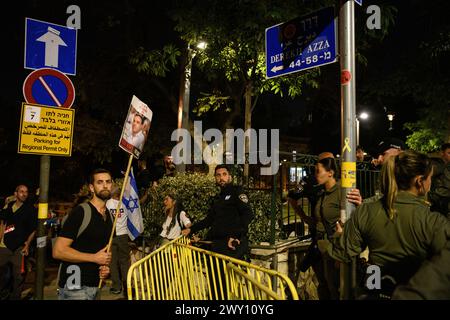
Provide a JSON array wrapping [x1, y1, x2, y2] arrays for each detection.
[[317, 157, 338, 179], [15, 184, 29, 192], [164, 193, 185, 236], [89, 168, 111, 185], [381, 150, 433, 219], [441, 143, 450, 152], [356, 145, 363, 151], [134, 113, 144, 124], [214, 164, 230, 175]]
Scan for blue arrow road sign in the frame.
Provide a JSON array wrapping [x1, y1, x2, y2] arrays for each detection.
[[24, 18, 78, 76], [265, 7, 337, 79]]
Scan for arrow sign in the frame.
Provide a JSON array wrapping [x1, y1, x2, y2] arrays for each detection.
[[36, 26, 68, 69], [24, 18, 77, 75], [271, 65, 284, 73]]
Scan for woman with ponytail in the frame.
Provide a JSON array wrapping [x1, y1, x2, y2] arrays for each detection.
[[327, 150, 450, 296], [289, 156, 362, 300]]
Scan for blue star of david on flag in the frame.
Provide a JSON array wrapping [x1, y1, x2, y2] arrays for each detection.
[[121, 167, 144, 240], [124, 196, 139, 213]]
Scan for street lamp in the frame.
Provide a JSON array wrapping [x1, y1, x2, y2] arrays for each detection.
[[387, 111, 395, 131], [356, 112, 369, 146], [177, 41, 207, 172]]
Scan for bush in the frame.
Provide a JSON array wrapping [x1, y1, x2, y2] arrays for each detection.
[[141, 172, 281, 244]]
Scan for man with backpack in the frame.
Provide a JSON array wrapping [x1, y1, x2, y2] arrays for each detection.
[[53, 169, 113, 300]]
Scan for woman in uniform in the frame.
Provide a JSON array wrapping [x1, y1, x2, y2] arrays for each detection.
[[328, 150, 450, 297], [289, 157, 361, 299]]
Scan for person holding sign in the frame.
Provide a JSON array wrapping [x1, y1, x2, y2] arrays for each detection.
[[53, 169, 113, 300]]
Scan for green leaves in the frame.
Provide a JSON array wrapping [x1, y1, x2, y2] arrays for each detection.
[[404, 114, 448, 153], [129, 44, 181, 77], [194, 92, 232, 116]]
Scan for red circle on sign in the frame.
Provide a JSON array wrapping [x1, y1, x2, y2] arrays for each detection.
[[23, 68, 75, 108], [283, 24, 296, 40], [341, 70, 352, 85]]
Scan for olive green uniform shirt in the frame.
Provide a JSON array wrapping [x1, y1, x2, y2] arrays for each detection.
[[392, 237, 450, 300], [328, 191, 450, 283], [314, 183, 340, 237]]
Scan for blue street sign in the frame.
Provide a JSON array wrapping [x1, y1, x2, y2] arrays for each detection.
[[355, 0, 363, 6], [265, 7, 337, 79], [24, 18, 78, 76]]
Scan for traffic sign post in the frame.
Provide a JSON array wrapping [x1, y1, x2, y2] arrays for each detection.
[[24, 18, 78, 75], [265, 7, 337, 79], [23, 68, 75, 108], [339, 0, 357, 299], [24, 17, 78, 300]]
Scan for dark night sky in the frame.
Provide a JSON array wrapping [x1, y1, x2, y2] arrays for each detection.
[[0, 0, 446, 199]]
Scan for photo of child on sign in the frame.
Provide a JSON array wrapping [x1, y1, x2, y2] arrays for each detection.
[[119, 95, 152, 159]]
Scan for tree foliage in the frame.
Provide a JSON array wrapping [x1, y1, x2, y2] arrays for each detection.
[[170, 0, 329, 127], [404, 118, 447, 153], [359, 0, 450, 150]]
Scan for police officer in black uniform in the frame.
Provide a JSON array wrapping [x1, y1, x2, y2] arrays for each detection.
[[182, 164, 254, 260]]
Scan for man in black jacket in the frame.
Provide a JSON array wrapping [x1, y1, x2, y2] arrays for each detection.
[[0, 185, 37, 300], [182, 164, 254, 260]]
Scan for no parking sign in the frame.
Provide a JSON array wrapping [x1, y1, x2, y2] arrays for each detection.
[[23, 68, 75, 108]]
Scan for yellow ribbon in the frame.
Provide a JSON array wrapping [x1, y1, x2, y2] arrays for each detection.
[[342, 137, 352, 153]]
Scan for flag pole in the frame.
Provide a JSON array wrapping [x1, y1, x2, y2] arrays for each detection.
[[98, 154, 134, 289]]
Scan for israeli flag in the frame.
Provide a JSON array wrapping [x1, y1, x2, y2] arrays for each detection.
[[122, 167, 144, 240]]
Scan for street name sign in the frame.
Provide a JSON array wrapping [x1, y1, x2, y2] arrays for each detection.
[[265, 7, 337, 79]]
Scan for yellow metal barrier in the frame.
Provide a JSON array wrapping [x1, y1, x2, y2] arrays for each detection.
[[127, 236, 299, 300]]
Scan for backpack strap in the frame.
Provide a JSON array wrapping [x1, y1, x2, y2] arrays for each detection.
[[176, 211, 184, 230]]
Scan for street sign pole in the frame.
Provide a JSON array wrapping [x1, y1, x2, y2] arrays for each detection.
[[24, 17, 78, 300], [35, 155, 50, 300], [339, 0, 357, 300]]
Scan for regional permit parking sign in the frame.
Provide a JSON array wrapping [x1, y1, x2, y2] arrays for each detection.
[[18, 103, 75, 156], [265, 7, 337, 79]]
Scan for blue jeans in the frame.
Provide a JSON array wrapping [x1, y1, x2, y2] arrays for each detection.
[[58, 285, 100, 300]]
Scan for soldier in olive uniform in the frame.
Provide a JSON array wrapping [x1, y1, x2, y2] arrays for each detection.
[[327, 150, 450, 297], [289, 157, 362, 300], [182, 164, 254, 260]]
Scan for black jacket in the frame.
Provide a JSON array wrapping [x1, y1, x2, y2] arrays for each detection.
[[190, 184, 254, 240]]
